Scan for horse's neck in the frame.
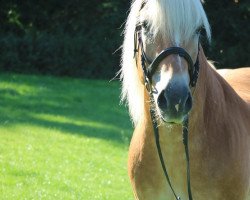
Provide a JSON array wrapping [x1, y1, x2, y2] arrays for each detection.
[[189, 50, 248, 159]]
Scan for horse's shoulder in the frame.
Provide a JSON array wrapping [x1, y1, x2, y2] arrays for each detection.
[[217, 67, 250, 104]]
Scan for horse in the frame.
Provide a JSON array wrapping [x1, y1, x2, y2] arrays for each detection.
[[120, 0, 250, 199]]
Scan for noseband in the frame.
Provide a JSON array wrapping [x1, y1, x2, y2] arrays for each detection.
[[134, 22, 200, 200]]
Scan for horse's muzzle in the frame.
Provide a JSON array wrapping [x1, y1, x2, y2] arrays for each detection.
[[157, 80, 192, 123]]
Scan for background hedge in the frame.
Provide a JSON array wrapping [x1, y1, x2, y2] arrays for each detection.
[[0, 0, 249, 79]]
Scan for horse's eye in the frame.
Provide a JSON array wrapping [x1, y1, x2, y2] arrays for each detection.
[[196, 27, 206, 37], [142, 20, 150, 33], [196, 26, 208, 45]]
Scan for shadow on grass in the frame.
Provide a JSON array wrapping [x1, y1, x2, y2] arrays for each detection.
[[0, 73, 133, 145]]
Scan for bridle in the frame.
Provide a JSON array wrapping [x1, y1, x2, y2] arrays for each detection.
[[133, 17, 200, 200], [134, 23, 200, 89], [134, 22, 199, 200]]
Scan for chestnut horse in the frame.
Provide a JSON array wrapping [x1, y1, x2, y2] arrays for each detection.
[[121, 0, 250, 199]]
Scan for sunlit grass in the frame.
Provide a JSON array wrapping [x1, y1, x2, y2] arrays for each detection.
[[0, 73, 133, 200]]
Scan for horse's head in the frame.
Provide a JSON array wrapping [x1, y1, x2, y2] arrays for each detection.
[[135, 0, 210, 124], [121, 0, 211, 125]]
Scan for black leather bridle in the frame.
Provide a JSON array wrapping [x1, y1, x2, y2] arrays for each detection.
[[134, 21, 200, 200], [134, 23, 200, 88]]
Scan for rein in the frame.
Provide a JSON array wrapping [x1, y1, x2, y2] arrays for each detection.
[[134, 24, 200, 200]]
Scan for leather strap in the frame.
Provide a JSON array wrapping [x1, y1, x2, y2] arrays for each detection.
[[134, 24, 196, 200]]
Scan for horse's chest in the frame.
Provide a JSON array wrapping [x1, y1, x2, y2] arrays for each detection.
[[128, 128, 250, 200], [128, 129, 193, 199]]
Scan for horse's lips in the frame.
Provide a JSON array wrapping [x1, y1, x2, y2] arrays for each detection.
[[160, 111, 187, 124]]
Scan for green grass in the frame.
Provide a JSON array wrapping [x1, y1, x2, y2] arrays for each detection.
[[0, 73, 133, 199]]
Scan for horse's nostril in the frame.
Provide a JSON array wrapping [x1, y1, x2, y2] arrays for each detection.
[[157, 91, 168, 111], [157, 88, 192, 115]]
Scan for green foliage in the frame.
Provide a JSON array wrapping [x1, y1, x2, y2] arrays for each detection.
[[0, 1, 129, 78], [0, 73, 133, 199], [0, 0, 248, 78], [0, 32, 117, 78], [204, 0, 250, 68]]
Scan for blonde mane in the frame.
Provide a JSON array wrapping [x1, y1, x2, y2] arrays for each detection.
[[121, 0, 211, 124]]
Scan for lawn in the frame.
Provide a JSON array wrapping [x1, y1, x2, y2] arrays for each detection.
[[0, 73, 134, 200]]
